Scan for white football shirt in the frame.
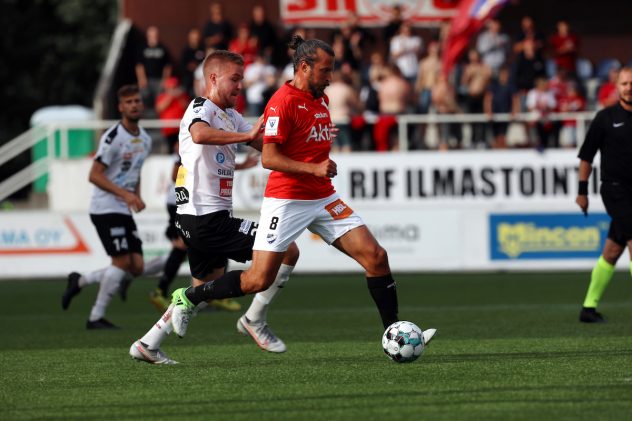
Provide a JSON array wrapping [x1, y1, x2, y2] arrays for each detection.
[[176, 97, 252, 215], [89, 123, 152, 215]]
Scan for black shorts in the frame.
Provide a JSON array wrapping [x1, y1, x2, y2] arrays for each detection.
[[165, 204, 179, 240], [601, 182, 632, 245], [176, 211, 258, 279], [90, 213, 143, 256]]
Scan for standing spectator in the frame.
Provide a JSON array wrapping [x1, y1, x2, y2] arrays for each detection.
[[382, 4, 403, 55], [484, 67, 518, 149], [597, 66, 620, 108], [512, 40, 546, 109], [333, 12, 374, 61], [557, 82, 586, 148], [155, 77, 190, 153], [549, 20, 579, 76], [249, 4, 278, 64], [326, 71, 363, 152], [202, 2, 234, 50], [526, 77, 557, 149], [229, 23, 259, 68], [364, 50, 388, 114], [389, 22, 423, 85], [180, 28, 206, 98], [374, 64, 411, 151], [432, 74, 462, 150], [476, 19, 511, 77], [415, 41, 442, 114], [135, 26, 172, 118], [243, 54, 277, 117], [461, 49, 491, 148], [513, 16, 544, 58]]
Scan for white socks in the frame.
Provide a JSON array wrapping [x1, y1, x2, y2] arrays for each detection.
[[140, 304, 174, 349], [143, 255, 168, 276], [79, 267, 108, 288], [245, 264, 294, 322], [88, 265, 126, 322]]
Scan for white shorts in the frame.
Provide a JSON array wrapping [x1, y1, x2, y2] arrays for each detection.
[[253, 193, 365, 252]]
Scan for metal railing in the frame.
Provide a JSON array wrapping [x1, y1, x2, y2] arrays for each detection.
[[0, 112, 596, 203]]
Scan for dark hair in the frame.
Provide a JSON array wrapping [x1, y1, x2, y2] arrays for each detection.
[[117, 84, 139, 100], [288, 35, 334, 73]]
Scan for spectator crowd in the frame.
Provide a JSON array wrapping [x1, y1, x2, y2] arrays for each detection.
[[133, 3, 628, 152]]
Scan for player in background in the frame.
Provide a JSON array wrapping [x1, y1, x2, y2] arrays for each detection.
[[61, 85, 161, 329], [576, 67, 632, 323], [130, 50, 299, 364], [148, 141, 258, 312], [169, 36, 436, 348]]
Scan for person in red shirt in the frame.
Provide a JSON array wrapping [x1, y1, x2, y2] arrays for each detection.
[[548, 21, 579, 75], [155, 77, 190, 153], [170, 36, 437, 345]]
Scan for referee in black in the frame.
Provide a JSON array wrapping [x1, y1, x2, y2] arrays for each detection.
[[576, 66, 632, 323]]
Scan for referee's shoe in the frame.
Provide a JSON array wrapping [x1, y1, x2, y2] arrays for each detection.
[[579, 307, 606, 323]]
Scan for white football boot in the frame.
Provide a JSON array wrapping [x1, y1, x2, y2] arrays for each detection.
[[422, 328, 437, 345], [237, 315, 287, 353], [129, 340, 178, 365]]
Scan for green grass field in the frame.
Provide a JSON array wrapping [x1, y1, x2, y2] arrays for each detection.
[[1, 272, 631, 420]]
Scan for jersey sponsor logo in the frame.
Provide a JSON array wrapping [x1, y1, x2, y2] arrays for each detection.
[[175, 166, 187, 187], [267, 233, 277, 244], [110, 226, 126, 237], [265, 116, 280, 136], [306, 123, 331, 143], [219, 178, 233, 197], [121, 161, 131, 172], [613, 122, 624, 127], [218, 168, 234, 177], [298, 103, 308, 111], [175, 187, 190, 204], [216, 152, 225, 163], [314, 112, 328, 119], [325, 199, 353, 220]]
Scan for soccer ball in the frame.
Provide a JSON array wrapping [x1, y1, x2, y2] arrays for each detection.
[[382, 321, 424, 363]]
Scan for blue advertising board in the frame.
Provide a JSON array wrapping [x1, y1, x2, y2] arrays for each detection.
[[490, 213, 610, 260]]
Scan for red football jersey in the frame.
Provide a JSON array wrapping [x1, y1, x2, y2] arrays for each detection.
[[262, 82, 335, 199]]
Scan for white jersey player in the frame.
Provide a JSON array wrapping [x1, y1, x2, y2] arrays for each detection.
[[62, 85, 156, 329]]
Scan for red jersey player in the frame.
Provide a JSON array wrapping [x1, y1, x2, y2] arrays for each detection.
[[171, 36, 436, 347]]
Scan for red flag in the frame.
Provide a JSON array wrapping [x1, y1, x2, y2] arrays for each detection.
[[441, 0, 509, 75]]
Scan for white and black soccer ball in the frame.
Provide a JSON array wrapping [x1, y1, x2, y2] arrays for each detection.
[[382, 321, 424, 363]]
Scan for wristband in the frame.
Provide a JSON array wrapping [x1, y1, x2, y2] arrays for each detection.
[[578, 181, 588, 195]]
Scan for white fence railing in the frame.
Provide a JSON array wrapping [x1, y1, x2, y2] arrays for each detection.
[[0, 112, 596, 203]]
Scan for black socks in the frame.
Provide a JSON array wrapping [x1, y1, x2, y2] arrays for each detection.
[[185, 270, 245, 305], [367, 274, 399, 329], [157, 247, 187, 296]]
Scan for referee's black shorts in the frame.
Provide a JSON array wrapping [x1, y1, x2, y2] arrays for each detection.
[[600, 182, 632, 246], [176, 210, 258, 279]]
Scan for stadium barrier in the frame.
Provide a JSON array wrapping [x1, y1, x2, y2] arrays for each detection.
[[1, 148, 625, 278]]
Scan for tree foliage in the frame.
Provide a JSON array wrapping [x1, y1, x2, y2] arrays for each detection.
[[0, 0, 117, 143]]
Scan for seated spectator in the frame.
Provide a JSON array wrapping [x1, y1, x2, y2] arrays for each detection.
[[155, 77, 190, 153], [180, 28, 206, 98], [597, 66, 620, 108], [476, 18, 511, 77], [557, 82, 586, 147], [548, 20, 579, 76], [526, 77, 557, 149], [326, 71, 364, 153], [484, 67, 518, 149]]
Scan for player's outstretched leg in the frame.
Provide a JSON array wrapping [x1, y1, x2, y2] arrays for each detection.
[[130, 304, 178, 364], [130, 340, 178, 365], [86, 266, 127, 329], [236, 264, 295, 353], [579, 256, 614, 323], [62, 272, 82, 310]]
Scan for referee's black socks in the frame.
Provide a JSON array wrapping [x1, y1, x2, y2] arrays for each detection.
[[185, 270, 245, 305], [367, 274, 399, 329]]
